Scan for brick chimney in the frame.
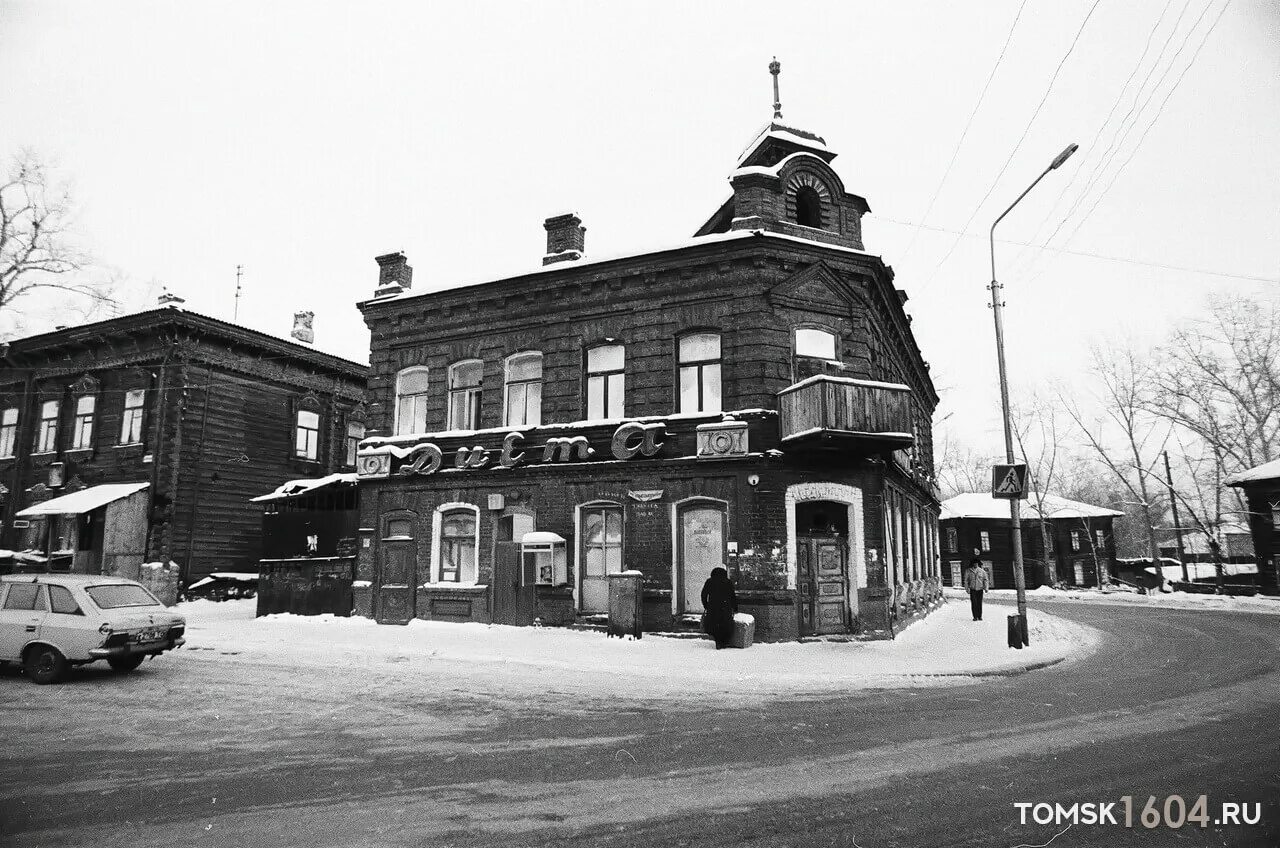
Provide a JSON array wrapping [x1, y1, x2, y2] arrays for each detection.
[[291, 311, 315, 344], [374, 252, 413, 296], [543, 213, 585, 266]]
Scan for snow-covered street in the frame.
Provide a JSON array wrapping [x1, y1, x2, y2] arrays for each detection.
[[174, 597, 1096, 701]]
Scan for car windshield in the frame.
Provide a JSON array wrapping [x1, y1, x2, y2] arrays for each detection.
[[85, 584, 162, 609]]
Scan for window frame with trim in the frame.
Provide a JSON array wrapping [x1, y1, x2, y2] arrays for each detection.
[[585, 343, 625, 420], [343, 419, 365, 467], [446, 359, 484, 431], [34, 398, 59, 453], [434, 505, 480, 585], [503, 351, 543, 427], [294, 406, 321, 461], [0, 406, 17, 458], [979, 529, 991, 552], [119, 388, 146, 446], [394, 366, 431, 436], [676, 331, 722, 414], [71, 394, 96, 451]]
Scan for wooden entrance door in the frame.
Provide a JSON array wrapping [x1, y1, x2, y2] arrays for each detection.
[[377, 515, 416, 624], [492, 542, 536, 625], [580, 506, 622, 614], [679, 505, 726, 613], [797, 537, 848, 635]]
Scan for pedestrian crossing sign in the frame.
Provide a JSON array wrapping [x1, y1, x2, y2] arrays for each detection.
[[991, 463, 1029, 500]]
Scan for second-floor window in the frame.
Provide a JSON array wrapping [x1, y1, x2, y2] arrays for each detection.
[[120, 389, 145, 445], [344, 421, 364, 467], [35, 400, 59, 453], [447, 360, 483, 431], [979, 530, 990, 552], [1095, 529, 1105, 550], [946, 527, 957, 553], [586, 344, 624, 420], [72, 395, 95, 450], [0, 407, 16, 457], [1071, 530, 1081, 551], [504, 351, 542, 427], [295, 409, 320, 460], [795, 327, 837, 360], [395, 367, 430, 435], [678, 333, 721, 413]]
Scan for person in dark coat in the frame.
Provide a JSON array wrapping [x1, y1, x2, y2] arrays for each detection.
[[701, 566, 738, 649]]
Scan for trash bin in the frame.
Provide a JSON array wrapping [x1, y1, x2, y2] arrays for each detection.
[[1007, 614, 1028, 649], [729, 613, 755, 649], [607, 570, 643, 639]]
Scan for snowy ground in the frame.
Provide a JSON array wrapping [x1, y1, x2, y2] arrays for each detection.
[[945, 584, 1280, 616], [171, 596, 1097, 701]]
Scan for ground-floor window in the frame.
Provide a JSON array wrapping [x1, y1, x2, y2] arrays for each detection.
[[439, 509, 478, 583]]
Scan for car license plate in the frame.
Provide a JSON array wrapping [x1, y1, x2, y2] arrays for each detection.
[[134, 627, 162, 642]]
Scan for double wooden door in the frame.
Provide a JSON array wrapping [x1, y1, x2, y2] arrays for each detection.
[[797, 537, 849, 635]]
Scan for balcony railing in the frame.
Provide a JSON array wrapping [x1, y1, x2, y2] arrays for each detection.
[[777, 375, 915, 451]]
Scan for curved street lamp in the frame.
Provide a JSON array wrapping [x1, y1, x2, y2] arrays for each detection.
[[989, 143, 1078, 645]]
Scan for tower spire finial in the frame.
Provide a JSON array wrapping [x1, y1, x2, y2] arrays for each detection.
[[769, 56, 782, 119]]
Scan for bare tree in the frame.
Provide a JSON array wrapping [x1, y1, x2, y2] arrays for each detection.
[[934, 429, 999, 500], [1145, 294, 1280, 518], [1059, 343, 1169, 587], [1011, 391, 1066, 584], [0, 150, 112, 333]]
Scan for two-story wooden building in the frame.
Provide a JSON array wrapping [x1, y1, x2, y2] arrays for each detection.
[[354, 77, 942, 641], [1226, 459, 1280, 594], [0, 302, 368, 596], [940, 493, 1121, 589]]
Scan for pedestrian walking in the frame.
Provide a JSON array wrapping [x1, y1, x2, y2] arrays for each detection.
[[963, 558, 991, 621], [700, 566, 738, 649]]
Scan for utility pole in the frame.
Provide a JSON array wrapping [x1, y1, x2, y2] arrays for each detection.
[[1163, 450, 1189, 584], [234, 264, 244, 322], [988, 142, 1078, 646]]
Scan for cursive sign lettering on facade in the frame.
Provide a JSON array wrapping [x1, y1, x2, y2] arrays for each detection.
[[364, 420, 696, 480]]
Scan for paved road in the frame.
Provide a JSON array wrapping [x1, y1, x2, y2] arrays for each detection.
[[2, 600, 1278, 847]]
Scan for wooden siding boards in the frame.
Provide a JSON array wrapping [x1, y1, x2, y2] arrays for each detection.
[[0, 310, 367, 588]]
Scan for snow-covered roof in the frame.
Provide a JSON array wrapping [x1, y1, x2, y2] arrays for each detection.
[[361, 230, 878, 308], [736, 122, 830, 167], [1225, 458, 1280, 486], [16, 482, 149, 517], [729, 151, 835, 181], [940, 492, 1123, 521], [521, 531, 566, 545], [251, 473, 358, 502]]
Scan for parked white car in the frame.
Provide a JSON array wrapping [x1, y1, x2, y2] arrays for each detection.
[[0, 574, 186, 684]]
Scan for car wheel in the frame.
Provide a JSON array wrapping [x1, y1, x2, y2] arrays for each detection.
[[24, 646, 68, 685], [107, 655, 146, 673]]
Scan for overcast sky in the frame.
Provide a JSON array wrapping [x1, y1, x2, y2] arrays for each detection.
[[2, 0, 1276, 451]]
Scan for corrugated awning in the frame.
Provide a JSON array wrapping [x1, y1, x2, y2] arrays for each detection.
[[15, 482, 149, 517]]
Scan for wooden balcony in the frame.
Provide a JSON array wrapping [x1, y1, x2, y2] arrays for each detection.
[[777, 375, 915, 452]]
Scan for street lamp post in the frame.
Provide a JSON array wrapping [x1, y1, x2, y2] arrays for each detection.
[[989, 143, 1078, 645]]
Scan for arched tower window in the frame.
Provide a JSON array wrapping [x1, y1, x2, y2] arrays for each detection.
[[796, 186, 823, 228]]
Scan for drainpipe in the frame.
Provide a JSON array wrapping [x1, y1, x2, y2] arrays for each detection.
[[182, 367, 215, 581]]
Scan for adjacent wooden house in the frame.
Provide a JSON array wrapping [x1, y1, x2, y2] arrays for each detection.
[[940, 493, 1122, 590], [353, 71, 943, 640], [0, 303, 368, 596], [1226, 459, 1280, 594]]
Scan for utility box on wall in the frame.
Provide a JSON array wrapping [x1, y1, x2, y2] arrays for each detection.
[[607, 570, 643, 639]]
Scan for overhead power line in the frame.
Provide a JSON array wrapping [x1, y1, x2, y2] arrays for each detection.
[[899, 0, 1029, 264], [919, 0, 1105, 292], [876, 215, 1279, 284], [1030, 0, 1233, 280], [1008, 0, 1179, 276], [1024, 0, 1221, 281]]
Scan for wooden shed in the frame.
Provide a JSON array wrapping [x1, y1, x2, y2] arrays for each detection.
[[252, 473, 359, 616]]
